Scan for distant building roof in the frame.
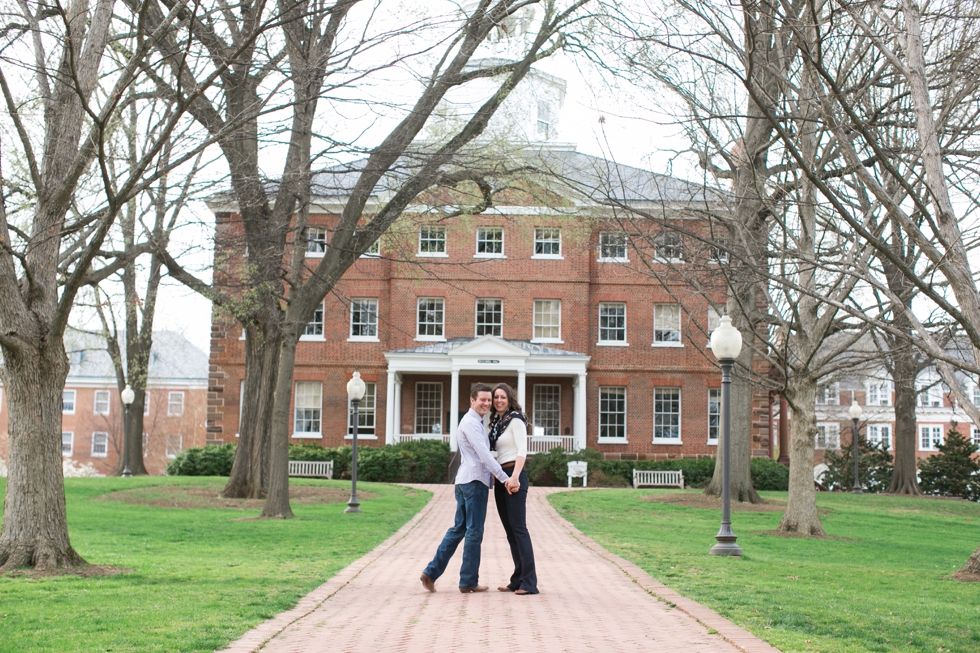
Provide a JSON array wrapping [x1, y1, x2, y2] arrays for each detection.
[[64, 330, 208, 386]]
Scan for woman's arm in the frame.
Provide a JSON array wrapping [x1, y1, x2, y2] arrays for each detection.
[[510, 418, 528, 479]]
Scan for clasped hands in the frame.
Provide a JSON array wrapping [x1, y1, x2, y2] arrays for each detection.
[[504, 476, 520, 494]]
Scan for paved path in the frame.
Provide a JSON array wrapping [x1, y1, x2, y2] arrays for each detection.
[[220, 486, 780, 653]]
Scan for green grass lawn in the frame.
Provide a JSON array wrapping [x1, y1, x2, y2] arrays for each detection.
[[549, 490, 980, 653], [0, 477, 429, 653]]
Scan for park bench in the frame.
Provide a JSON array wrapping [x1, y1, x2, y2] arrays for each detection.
[[288, 460, 333, 479], [632, 469, 684, 489]]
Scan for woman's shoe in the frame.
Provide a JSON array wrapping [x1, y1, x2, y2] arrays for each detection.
[[514, 589, 535, 595], [498, 586, 515, 592]]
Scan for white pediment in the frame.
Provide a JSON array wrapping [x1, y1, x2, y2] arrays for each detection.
[[449, 335, 530, 359]]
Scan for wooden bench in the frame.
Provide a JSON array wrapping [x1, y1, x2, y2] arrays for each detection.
[[633, 469, 684, 489], [288, 460, 333, 479]]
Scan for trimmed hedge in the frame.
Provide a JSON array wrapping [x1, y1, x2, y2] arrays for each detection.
[[166, 443, 237, 476], [525, 448, 717, 488], [750, 457, 790, 491]]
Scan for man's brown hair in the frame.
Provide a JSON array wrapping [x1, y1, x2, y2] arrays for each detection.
[[470, 383, 493, 399]]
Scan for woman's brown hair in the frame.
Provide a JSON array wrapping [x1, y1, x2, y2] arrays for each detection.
[[492, 382, 524, 414]]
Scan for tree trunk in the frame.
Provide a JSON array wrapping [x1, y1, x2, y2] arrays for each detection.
[[260, 332, 299, 518], [0, 343, 86, 571], [888, 355, 922, 495], [956, 545, 980, 578], [223, 323, 281, 499], [777, 378, 826, 536]]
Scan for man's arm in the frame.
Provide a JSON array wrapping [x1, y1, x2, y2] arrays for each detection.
[[460, 417, 509, 483]]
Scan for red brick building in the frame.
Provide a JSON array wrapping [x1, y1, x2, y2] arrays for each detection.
[[207, 146, 772, 460]]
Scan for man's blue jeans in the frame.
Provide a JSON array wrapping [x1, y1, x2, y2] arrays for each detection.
[[423, 480, 489, 588]]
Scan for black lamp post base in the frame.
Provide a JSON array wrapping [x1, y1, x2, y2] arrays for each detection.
[[850, 488, 863, 494], [345, 499, 362, 514], [122, 467, 133, 478], [710, 537, 743, 556]]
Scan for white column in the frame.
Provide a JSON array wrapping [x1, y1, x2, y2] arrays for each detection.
[[517, 369, 526, 412], [449, 369, 460, 451], [385, 369, 396, 446], [574, 372, 587, 450], [394, 375, 403, 443]]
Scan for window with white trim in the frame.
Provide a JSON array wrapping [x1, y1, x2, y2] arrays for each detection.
[[293, 382, 322, 436], [304, 227, 327, 256], [654, 232, 683, 262], [866, 424, 892, 449], [816, 423, 840, 450], [972, 425, 980, 447], [94, 390, 111, 415], [598, 387, 626, 440], [536, 100, 552, 139], [350, 298, 379, 339], [919, 424, 943, 451], [707, 306, 721, 336], [91, 432, 109, 457], [419, 226, 446, 255], [598, 231, 628, 261], [475, 299, 502, 337], [972, 382, 980, 407], [144, 391, 151, 416], [476, 227, 504, 257], [166, 434, 183, 459], [533, 228, 561, 257], [361, 239, 380, 257], [711, 243, 729, 264], [417, 298, 445, 339], [302, 303, 324, 338], [816, 382, 840, 406], [533, 299, 561, 341], [62, 390, 76, 414], [168, 391, 184, 417], [866, 379, 892, 407], [708, 388, 721, 444], [916, 373, 942, 407], [415, 382, 443, 434], [348, 382, 376, 437], [654, 304, 681, 344], [62, 431, 73, 456], [653, 388, 681, 441], [598, 302, 626, 344], [532, 384, 561, 437]]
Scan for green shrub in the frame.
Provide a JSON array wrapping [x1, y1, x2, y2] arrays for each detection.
[[750, 457, 789, 491], [823, 437, 893, 492], [919, 427, 980, 501], [287, 440, 451, 483], [166, 444, 237, 476]]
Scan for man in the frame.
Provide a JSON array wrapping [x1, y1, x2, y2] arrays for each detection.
[[421, 383, 518, 593]]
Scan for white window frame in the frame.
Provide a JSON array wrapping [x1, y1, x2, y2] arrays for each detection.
[[866, 423, 892, 450], [475, 226, 505, 258], [293, 381, 323, 438], [418, 226, 447, 257], [972, 425, 980, 447], [416, 297, 445, 341], [532, 299, 562, 343], [347, 382, 377, 439], [167, 391, 185, 417], [816, 422, 841, 450], [866, 379, 893, 407], [415, 382, 443, 435], [91, 431, 109, 457], [816, 382, 840, 406], [475, 298, 503, 337], [598, 386, 627, 442], [711, 244, 729, 264], [916, 374, 943, 408], [304, 227, 327, 257], [707, 388, 721, 445], [654, 232, 684, 263], [360, 239, 380, 258], [62, 390, 76, 414], [707, 306, 721, 342], [653, 387, 682, 443], [94, 390, 111, 416], [532, 384, 561, 437], [62, 431, 74, 456], [919, 424, 943, 451], [166, 434, 183, 459], [301, 302, 325, 341], [597, 302, 627, 346], [653, 303, 682, 346], [349, 298, 379, 341], [598, 231, 629, 262], [532, 228, 562, 258]]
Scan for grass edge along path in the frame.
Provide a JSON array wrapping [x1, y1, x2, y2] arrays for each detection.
[[0, 477, 431, 653], [548, 489, 980, 653]]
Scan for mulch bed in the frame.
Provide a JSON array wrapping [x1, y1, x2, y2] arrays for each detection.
[[97, 485, 375, 510]]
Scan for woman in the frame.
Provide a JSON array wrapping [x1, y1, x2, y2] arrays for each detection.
[[488, 382, 538, 595]]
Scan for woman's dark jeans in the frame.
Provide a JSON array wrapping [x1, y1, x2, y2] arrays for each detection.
[[493, 468, 538, 593]]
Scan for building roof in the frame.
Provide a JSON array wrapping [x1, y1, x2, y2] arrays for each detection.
[[64, 330, 208, 385], [387, 337, 586, 357]]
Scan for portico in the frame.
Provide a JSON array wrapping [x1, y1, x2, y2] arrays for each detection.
[[383, 335, 590, 452]]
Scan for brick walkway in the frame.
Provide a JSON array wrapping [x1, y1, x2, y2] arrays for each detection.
[[220, 486, 780, 653]]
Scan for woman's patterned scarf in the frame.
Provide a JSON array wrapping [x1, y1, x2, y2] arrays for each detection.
[[489, 410, 527, 451]]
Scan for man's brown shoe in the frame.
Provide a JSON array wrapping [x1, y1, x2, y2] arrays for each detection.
[[420, 573, 436, 593], [459, 585, 489, 593], [497, 586, 515, 592]]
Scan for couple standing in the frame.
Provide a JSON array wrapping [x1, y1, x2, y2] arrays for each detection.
[[419, 382, 538, 595]]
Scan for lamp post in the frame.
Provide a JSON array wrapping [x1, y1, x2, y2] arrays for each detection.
[[709, 315, 743, 556], [346, 370, 366, 513], [849, 402, 863, 494], [120, 384, 135, 478]]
